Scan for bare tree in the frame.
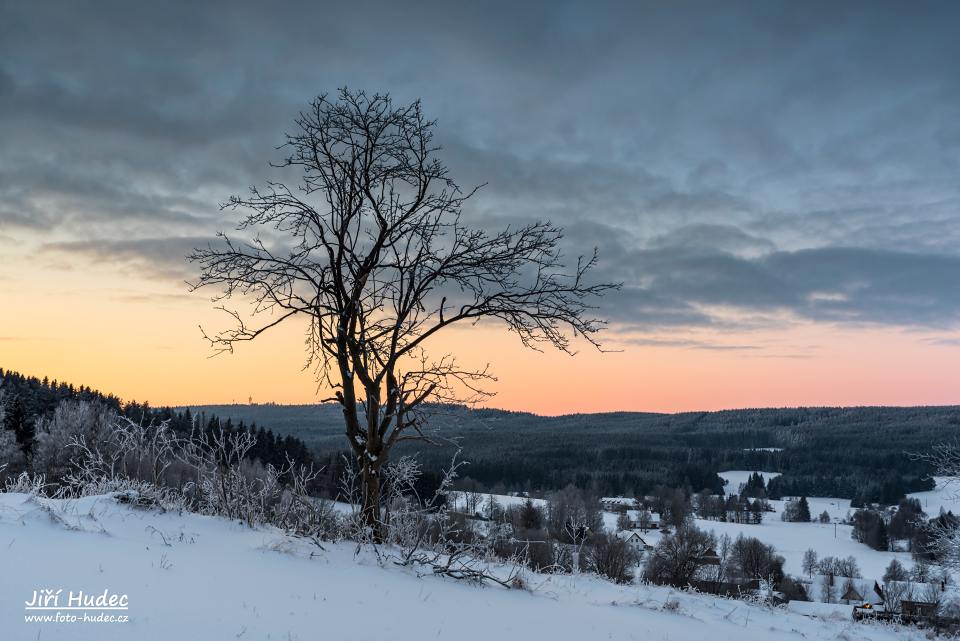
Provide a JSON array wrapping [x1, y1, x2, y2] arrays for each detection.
[[642, 524, 716, 587], [586, 532, 637, 584], [882, 579, 910, 613], [913, 443, 960, 567], [189, 89, 616, 537]]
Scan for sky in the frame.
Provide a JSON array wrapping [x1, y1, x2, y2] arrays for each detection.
[[1, 0, 959, 414]]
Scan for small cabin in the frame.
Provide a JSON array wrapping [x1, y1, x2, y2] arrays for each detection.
[[840, 579, 884, 605], [901, 600, 938, 618], [884, 580, 947, 617], [701, 548, 721, 566], [803, 575, 884, 606]]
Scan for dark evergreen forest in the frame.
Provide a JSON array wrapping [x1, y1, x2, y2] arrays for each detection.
[[3, 367, 954, 505], [187, 402, 955, 504], [0, 368, 314, 472]]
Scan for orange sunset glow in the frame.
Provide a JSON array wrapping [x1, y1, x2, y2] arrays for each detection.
[[2, 241, 959, 414]]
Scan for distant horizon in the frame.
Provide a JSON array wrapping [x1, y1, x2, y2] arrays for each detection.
[[7, 361, 960, 419], [177, 400, 960, 417]]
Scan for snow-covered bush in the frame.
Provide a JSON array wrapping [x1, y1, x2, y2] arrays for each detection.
[[62, 415, 187, 497], [17, 402, 333, 538], [32, 399, 116, 483], [4, 470, 47, 495], [335, 452, 522, 587], [176, 427, 327, 532]]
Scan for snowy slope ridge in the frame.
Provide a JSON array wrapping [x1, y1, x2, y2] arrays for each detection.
[[0, 493, 927, 641]]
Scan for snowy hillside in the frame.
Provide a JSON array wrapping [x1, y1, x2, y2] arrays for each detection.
[[909, 477, 960, 516], [719, 470, 782, 491], [0, 492, 931, 641], [467, 471, 922, 581]]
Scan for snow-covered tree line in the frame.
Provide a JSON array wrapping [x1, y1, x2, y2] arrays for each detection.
[[0, 396, 531, 587], [1, 397, 330, 533]]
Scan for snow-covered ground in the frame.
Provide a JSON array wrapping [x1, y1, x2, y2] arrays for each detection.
[[691, 471, 960, 581], [909, 477, 960, 516], [0, 492, 929, 641], [719, 470, 782, 493], [687, 503, 912, 579], [689, 472, 913, 579], [451, 471, 945, 582], [447, 490, 547, 514]]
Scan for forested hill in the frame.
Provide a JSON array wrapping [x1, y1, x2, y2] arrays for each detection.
[[2, 366, 954, 505], [184, 403, 960, 505], [0, 368, 314, 471]]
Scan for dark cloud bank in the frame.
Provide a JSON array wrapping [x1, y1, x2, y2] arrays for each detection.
[[2, 0, 959, 332]]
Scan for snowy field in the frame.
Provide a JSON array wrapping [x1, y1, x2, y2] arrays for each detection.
[[688, 471, 960, 580], [908, 477, 960, 516], [451, 471, 952, 582], [686, 503, 912, 579], [0, 491, 930, 641], [685, 471, 917, 579], [719, 470, 782, 491], [447, 490, 548, 514]]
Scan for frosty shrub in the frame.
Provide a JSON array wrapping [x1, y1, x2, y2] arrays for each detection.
[[63, 415, 188, 501], [339, 451, 522, 587], [4, 471, 47, 495], [33, 404, 333, 537], [33, 400, 117, 484]]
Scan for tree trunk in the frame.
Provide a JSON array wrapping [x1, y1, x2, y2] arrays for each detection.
[[361, 462, 383, 541]]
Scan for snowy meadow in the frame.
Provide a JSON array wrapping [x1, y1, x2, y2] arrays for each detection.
[[0, 490, 937, 641]]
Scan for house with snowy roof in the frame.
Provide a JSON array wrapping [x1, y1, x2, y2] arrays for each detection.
[[803, 575, 883, 606], [882, 579, 950, 617], [615, 529, 651, 547]]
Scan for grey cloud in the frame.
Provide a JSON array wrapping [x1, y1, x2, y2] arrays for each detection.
[[2, 0, 959, 335], [647, 224, 777, 258], [600, 244, 960, 330], [605, 286, 716, 329], [615, 337, 759, 351], [41, 237, 210, 280]]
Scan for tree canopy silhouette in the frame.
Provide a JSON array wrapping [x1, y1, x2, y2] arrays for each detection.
[[189, 89, 617, 535]]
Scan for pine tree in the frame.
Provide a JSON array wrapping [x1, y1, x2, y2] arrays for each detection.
[[874, 518, 889, 551], [3, 395, 34, 457], [883, 558, 908, 582], [798, 496, 811, 522]]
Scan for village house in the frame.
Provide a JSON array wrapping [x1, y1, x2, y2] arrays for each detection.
[[882, 579, 948, 616], [802, 575, 884, 606], [901, 600, 938, 618], [600, 497, 636, 511], [701, 547, 722, 567], [621, 509, 660, 531], [614, 529, 653, 561], [599, 498, 661, 531]]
